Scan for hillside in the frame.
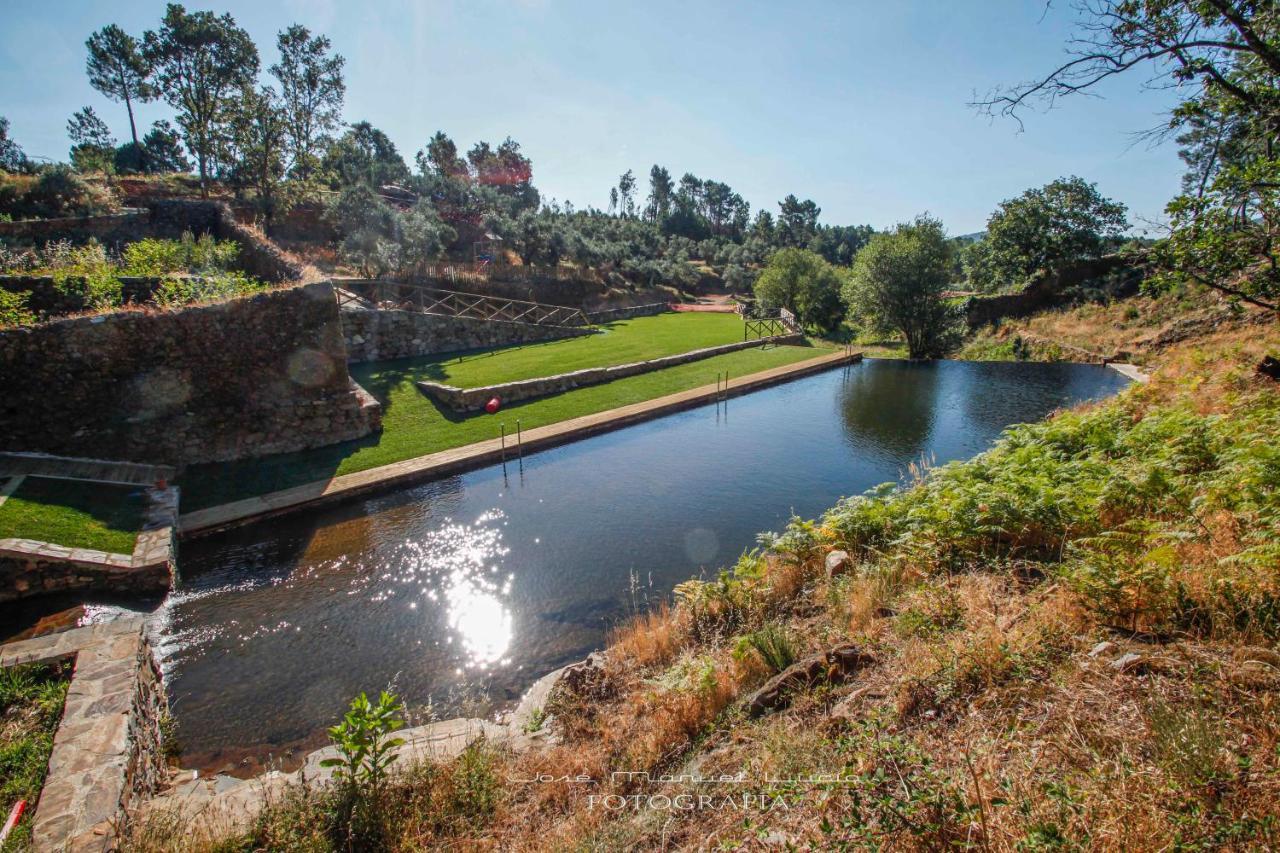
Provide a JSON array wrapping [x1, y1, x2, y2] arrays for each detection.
[[126, 306, 1280, 851]]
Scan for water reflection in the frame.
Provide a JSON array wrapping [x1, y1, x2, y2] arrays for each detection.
[[838, 360, 942, 460]]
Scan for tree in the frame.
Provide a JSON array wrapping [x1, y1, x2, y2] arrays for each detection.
[[969, 177, 1128, 290], [646, 165, 673, 221], [974, 0, 1280, 309], [145, 4, 259, 195], [142, 120, 190, 173], [323, 121, 410, 188], [777, 194, 820, 247], [67, 107, 116, 173], [271, 25, 345, 179], [845, 215, 960, 359], [399, 202, 457, 273], [467, 137, 538, 211], [0, 117, 27, 173], [617, 169, 636, 217], [417, 131, 467, 179], [85, 24, 154, 150], [225, 86, 289, 219], [753, 248, 848, 334]]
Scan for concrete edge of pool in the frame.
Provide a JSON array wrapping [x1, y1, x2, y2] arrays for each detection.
[[178, 348, 865, 537]]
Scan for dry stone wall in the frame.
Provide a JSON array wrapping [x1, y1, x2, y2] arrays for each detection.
[[0, 282, 381, 466], [341, 306, 594, 363]]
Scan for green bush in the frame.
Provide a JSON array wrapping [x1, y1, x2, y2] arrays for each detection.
[[0, 288, 34, 327]]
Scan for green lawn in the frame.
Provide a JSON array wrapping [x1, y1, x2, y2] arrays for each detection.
[[180, 335, 835, 510], [0, 477, 145, 554], [433, 312, 750, 388]]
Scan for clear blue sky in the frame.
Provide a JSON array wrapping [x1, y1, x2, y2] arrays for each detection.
[[0, 1, 1187, 234]]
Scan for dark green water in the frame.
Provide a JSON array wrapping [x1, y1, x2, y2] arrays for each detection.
[[159, 359, 1130, 774]]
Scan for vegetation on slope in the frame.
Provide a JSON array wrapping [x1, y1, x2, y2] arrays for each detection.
[[0, 661, 70, 852], [0, 477, 144, 554]]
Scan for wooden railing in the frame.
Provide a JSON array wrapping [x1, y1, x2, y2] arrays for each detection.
[[336, 279, 591, 328], [743, 306, 801, 340]]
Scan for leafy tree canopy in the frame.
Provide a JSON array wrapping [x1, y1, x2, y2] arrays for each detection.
[[965, 176, 1128, 291], [845, 215, 960, 359], [753, 248, 849, 334]]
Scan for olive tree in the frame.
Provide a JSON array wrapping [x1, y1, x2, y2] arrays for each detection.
[[844, 215, 960, 359]]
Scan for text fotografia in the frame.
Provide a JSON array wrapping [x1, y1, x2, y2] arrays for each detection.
[[587, 793, 790, 813], [509, 770, 861, 786]]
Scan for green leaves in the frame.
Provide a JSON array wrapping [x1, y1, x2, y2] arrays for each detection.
[[321, 690, 407, 795]]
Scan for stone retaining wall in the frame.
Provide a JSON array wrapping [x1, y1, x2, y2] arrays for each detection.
[[419, 333, 803, 412], [340, 305, 595, 363], [585, 302, 670, 323], [0, 282, 382, 466]]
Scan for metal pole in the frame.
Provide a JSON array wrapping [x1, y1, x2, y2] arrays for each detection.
[[500, 422, 506, 464], [723, 371, 729, 400], [517, 419, 523, 459]]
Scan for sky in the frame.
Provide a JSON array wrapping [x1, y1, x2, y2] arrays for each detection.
[[0, 0, 1189, 234]]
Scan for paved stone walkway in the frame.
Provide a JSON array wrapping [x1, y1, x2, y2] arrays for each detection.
[[0, 618, 164, 852], [180, 349, 862, 535]]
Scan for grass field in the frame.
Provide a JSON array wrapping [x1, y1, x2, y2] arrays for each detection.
[[0, 477, 144, 554], [436, 313, 750, 388], [180, 316, 833, 510], [0, 661, 70, 853]]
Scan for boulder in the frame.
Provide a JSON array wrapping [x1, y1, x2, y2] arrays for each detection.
[[745, 643, 874, 717], [824, 550, 852, 579]]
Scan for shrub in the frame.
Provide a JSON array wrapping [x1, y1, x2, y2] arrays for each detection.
[[734, 623, 797, 673], [0, 288, 34, 327]]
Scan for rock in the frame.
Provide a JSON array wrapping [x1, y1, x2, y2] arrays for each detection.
[[1258, 355, 1280, 380], [825, 550, 852, 579], [1110, 652, 1146, 674], [1088, 641, 1116, 658], [745, 643, 874, 717]]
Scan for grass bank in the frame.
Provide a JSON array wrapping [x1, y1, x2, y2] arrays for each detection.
[[140, 323, 1280, 851], [0, 477, 144, 554], [0, 661, 70, 852], [181, 330, 834, 509], [434, 312, 750, 388]]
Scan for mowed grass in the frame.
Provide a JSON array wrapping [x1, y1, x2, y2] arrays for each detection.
[[180, 336, 835, 509], [436, 312, 750, 388], [0, 477, 144, 554], [0, 661, 70, 853]]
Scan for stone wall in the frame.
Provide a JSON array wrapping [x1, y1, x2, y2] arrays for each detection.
[[585, 303, 671, 323], [341, 305, 595, 363], [0, 282, 381, 466], [964, 254, 1142, 328], [419, 333, 804, 412]]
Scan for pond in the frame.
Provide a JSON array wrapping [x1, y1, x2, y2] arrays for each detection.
[[158, 359, 1131, 774]]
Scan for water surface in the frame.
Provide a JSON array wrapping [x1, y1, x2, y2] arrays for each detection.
[[162, 360, 1130, 773]]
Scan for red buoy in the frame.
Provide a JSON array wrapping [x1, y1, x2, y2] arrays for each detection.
[[485, 397, 501, 414]]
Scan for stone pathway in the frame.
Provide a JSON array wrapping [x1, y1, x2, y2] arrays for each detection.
[[180, 348, 863, 535], [0, 618, 165, 852]]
